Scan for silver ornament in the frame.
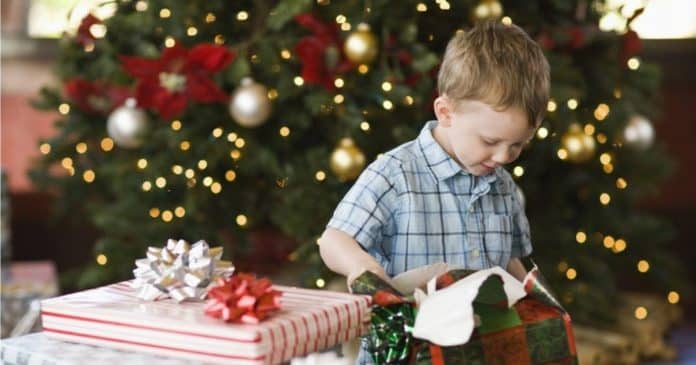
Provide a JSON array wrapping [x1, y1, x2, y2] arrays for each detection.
[[107, 98, 148, 148], [623, 115, 655, 150], [229, 77, 272, 128]]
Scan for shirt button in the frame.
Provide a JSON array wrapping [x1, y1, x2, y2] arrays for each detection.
[[472, 249, 480, 257], [468, 205, 475, 213]]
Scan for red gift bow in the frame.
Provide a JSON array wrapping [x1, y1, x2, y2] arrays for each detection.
[[120, 43, 235, 119], [204, 273, 282, 324]]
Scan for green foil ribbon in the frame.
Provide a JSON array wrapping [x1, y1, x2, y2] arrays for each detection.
[[352, 271, 418, 364], [369, 301, 416, 364]]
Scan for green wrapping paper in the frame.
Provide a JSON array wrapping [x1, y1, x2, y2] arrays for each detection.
[[351, 267, 578, 365]]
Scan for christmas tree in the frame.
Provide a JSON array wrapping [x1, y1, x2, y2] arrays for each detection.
[[31, 0, 686, 324]]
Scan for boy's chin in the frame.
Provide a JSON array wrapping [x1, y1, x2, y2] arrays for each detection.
[[469, 165, 495, 176]]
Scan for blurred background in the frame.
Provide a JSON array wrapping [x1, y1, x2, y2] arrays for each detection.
[[1, 0, 695, 364]]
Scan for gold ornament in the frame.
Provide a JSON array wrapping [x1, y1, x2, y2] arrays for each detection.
[[561, 124, 596, 163], [330, 138, 366, 181], [343, 23, 378, 65], [229, 77, 272, 128], [471, 0, 504, 22]]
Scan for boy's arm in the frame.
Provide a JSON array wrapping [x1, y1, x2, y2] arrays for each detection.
[[506, 257, 527, 282], [319, 227, 389, 285]]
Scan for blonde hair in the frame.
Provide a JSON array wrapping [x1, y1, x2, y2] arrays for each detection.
[[437, 21, 550, 127]]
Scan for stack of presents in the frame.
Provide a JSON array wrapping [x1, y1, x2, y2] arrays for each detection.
[[1, 239, 576, 364]]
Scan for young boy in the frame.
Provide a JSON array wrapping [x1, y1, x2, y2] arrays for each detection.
[[320, 20, 549, 363]]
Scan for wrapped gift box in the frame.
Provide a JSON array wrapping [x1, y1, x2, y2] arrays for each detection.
[[1, 260, 59, 337], [41, 281, 370, 365], [352, 265, 578, 365]]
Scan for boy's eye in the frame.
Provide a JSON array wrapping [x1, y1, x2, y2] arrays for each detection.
[[482, 139, 497, 146]]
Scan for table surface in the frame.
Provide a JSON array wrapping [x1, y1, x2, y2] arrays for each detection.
[[0, 333, 345, 365], [0, 333, 205, 365]]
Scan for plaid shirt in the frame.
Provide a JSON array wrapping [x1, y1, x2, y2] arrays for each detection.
[[328, 121, 532, 364], [328, 120, 532, 274]]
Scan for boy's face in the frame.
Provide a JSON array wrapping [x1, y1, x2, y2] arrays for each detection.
[[434, 97, 536, 176]]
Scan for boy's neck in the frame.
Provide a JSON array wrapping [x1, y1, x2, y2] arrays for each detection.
[[432, 122, 464, 171]]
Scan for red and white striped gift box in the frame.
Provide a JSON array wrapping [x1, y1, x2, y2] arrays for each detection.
[[41, 281, 371, 364]]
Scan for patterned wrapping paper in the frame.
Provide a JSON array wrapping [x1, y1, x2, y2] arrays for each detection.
[[352, 268, 578, 365], [41, 281, 371, 365]]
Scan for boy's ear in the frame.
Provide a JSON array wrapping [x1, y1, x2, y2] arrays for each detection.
[[433, 96, 454, 127]]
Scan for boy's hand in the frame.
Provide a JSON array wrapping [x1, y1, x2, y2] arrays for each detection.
[[346, 265, 389, 289], [318, 228, 389, 288], [507, 258, 527, 281]]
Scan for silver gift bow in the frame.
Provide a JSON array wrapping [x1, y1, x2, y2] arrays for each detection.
[[131, 239, 235, 302]]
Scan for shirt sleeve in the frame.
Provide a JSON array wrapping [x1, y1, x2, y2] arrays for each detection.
[[327, 157, 396, 253], [509, 179, 533, 258]]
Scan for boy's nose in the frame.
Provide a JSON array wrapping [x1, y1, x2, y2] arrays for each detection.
[[492, 149, 511, 164]]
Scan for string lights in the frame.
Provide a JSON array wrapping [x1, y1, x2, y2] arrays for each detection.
[[75, 142, 88, 154], [58, 103, 70, 114], [101, 138, 114, 151], [566, 98, 578, 110], [40, 143, 51, 155], [575, 231, 587, 244], [83, 170, 95, 183]]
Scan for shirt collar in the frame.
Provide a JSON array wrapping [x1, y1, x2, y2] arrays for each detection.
[[417, 120, 498, 185]]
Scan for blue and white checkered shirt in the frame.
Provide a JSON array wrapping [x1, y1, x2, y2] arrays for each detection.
[[327, 120, 533, 365]]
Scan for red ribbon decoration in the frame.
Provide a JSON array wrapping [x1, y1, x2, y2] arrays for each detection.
[[204, 273, 282, 324]]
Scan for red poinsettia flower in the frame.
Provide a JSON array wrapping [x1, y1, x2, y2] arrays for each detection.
[[120, 43, 235, 119], [64, 78, 129, 115], [384, 34, 424, 86], [620, 30, 642, 64], [295, 14, 354, 90], [76, 14, 101, 46], [535, 32, 555, 50], [567, 27, 586, 49]]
